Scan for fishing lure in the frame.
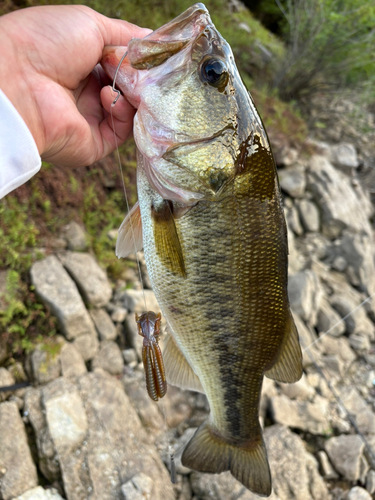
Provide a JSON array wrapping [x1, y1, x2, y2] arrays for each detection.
[[136, 311, 167, 401]]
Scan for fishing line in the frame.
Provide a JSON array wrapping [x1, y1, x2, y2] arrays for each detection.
[[110, 53, 176, 483], [110, 50, 148, 312]]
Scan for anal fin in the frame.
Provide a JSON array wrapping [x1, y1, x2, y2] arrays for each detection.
[[116, 202, 143, 258], [152, 200, 186, 277], [182, 420, 272, 497], [163, 332, 204, 393], [265, 312, 303, 383]]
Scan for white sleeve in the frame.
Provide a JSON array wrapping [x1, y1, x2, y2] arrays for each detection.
[[0, 88, 41, 199]]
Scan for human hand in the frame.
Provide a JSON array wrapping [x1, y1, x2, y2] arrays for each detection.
[[0, 5, 150, 166]]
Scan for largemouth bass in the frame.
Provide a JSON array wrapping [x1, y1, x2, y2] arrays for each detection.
[[102, 4, 302, 496]]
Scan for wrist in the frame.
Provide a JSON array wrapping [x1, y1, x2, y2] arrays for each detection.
[[0, 13, 45, 155]]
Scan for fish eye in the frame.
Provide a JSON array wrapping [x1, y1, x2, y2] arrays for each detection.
[[201, 58, 228, 88]]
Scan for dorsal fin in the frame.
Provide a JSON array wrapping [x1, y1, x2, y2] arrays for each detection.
[[116, 202, 143, 258]]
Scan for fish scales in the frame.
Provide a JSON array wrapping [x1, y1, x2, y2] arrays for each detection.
[[102, 3, 303, 496]]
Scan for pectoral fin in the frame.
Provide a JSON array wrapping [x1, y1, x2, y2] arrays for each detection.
[[152, 200, 186, 277], [116, 202, 143, 258], [265, 312, 303, 383], [163, 332, 204, 393]]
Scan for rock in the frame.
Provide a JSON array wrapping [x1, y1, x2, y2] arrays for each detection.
[[91, 341, 124, 376], [30, 256, 96, 340], [332, 256, 347, 272], [121, 473, 154, 499], [62, 221, 88, 251], [320, 354, 344, 380], [307, 155, 372, 239], [285, 203, 304, 236], [77, 370, 174, 500], [0, 368, 15, 402], [61, 252, 112, 307], [60, 343, 87, 378], [317, 450, 338, 479], [279, 167, 306, 197], [297, 199, 320, 232], [72, 331, 99, 362], [43, 378, 88, 456], [90, 309, 117, 341], [325, 435, 364, 481], [265, 425, 329, 500], [124, 316, 142, 359], [316, 336, 356, 365], [329, 291, 375, 340], [190, 470, 280, 500], [278, 373, 315, 401], [366, 469, 375, 494], [270, 394, 330, 434], [0, 401, 38, 499], [337, 231, 375, 299], [30, 338, 65, 385], [110, 306, 127, 323], [122, 348, 138, 366], [13, 487, 64, 500], [347, 486, 372, 500], [349, 333, 371, 354], [328, 143, 359, 169], [292, 313, 321, 367], [287, 227, 305, 274], [339, 387, 375, 435], [172, 428, 197, 475], [288, 270, 324, 325], [317, 299, 346, 337], [23, 387, 59, 481], [119, 289, 160, 315]]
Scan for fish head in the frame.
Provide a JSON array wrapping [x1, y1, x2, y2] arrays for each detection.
[[102, 3, 269, 204]]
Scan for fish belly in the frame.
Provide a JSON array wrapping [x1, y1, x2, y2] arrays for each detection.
[[137, 158, 289, 442]]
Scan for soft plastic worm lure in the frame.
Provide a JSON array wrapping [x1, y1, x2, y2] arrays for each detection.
[[136, 311, 167, 401]]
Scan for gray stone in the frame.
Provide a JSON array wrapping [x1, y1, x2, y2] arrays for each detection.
[[23, 387, 59, 481], [131, 473, 153, 497], [0, 368, 15, 402], [122, 348, 138, 366], [316, 336, 356, 365], [13, 487, 64, 500], [90, 308, 117, 341], [60, 343, 87, 378], [119, 289, 160, 315], [329, 143, 359, 169], [91, 341, 124, 376], [287, 227, 305, 275], [297, 199, 320, 232], [121, 481, 143, 500], [278, 373, 315, 401], [265, 425, 329, 500], [110, 306, 127, 323], [366, 469, 375, 494], [317, 299, 346, 337], [332, 256, 347, 272], [325, 435, 364, 481], [338, 231, 375, 300], [307, 155, 372, 239], [320, 354, 345, 380], [349, 333, 371, 353], [329, 291, 375, 340], [292, 313, 321, 367], [72, 331, 99, 362], [30, 338, 65, 385], [62, 221, 88, 251], [279, 167, 306, 197], [347, 487, 372, 500], [339, 387, 375, 435], [61, 252, 112, 307], [43, 378, 88, 456], [270, 394, 330, 434], [285, 203, 304, 236], [288, 270, 324, 325], [317, 450, 338, 479], [0, 401, 38, 499], [30, 256, 96, 340], [124, 316, 142, 359]]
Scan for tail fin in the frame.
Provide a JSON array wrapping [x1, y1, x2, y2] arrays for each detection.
[[181, 421, 272, 497]]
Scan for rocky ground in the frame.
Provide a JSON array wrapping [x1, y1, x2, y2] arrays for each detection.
[[1, 138, 375, 500]]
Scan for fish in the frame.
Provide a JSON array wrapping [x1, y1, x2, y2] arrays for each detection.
[[102, 3, 303, 496]]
